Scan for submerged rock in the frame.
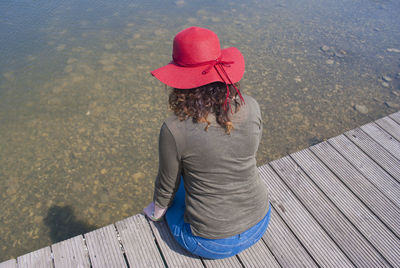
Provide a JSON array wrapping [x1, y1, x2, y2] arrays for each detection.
[[133, 172, 145, 181], [3, 72, 14, 81], [335, 50, 346, 58], [382, 75, 392, 82], [104, 43, 113, 50], [391, 90, 400, 97], [320, 45, 343, 57], [381, 82, 389, 88], [387, 48, 400, 53], [56, 44, 66, 51], [385, 101, 400, 109], [354, 104, 368, 114], [320, 45, 330, 52]]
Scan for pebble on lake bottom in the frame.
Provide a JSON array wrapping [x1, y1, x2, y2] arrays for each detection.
[[133, 172, 145, 182], [385, 101, 400, 109], [354, 104, 368, 114], [56, 44, 66, 51], [3, 72, 14, 81], [382, 75, 392, 82], [387, 48, 400, 53], [321, 45, 330, 52], [381, 82, 389, 88], [391, 91, 400, 97]]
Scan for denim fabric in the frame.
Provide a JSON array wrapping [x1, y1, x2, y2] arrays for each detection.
[[165, 179, 271, 259]]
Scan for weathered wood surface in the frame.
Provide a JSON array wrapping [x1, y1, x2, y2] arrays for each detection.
[[2, 111, 400, 268], [237, 238, 280, 268], [328, 134, 400, 208], [345, 127, 400, 182], [310, 140, 400, 238], [115, 214, 165, 268], [52, 235, 90, 268], [149, 219, 203, 268], [389, 110, 400, 124], [259, 164, 354, 267], [85, 224, 127, 268], [16, 247, 52, 268], [262, 207, 317, 267], [0, 259, 17, 268], [291, 148, 400, 267], [201, 256, 242, 268], [376, 116, 400, 141], [270, 155, 390, 267], [361, 122, 400, 160]]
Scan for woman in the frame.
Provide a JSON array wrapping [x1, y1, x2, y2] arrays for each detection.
[[143, 26, 271, 259]]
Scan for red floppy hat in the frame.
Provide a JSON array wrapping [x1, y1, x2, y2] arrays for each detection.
[[151, 27, 245, 90]]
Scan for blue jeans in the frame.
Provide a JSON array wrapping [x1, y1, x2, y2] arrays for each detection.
[[165, 179, 271, 259]]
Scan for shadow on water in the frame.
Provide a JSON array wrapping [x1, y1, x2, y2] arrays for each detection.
[[308, 136, 325, 146], [44, 205, 97, 243]]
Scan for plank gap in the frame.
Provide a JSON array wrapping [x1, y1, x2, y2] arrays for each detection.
[[82, 236, 93, 268], [268, 161, 360, 267], [113, 224, 131, 268], [145, 218, 169, 268], [308, 145, 400, 240], [327, 136, 400, 209]]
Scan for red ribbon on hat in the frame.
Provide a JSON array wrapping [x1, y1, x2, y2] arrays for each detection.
[[173, 56, 245, 112]]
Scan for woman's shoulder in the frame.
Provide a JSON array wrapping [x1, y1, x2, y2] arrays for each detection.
[[163, 114, 180, 125], [242, 94, 260, 107], [162, 115, 190, 134], [241, 94, 261, 115]]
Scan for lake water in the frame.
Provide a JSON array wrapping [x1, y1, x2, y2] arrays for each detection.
[[1, 0, 400, 261]]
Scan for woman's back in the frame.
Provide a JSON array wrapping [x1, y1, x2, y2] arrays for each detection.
[[145, 26, 271, 259], [160, 94, 270, 238]]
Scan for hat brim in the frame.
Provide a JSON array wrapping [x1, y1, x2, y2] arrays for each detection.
[[151, 47, 245, 89]]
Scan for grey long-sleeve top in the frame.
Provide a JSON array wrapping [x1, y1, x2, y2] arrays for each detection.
[[153, 94, 270, 239]]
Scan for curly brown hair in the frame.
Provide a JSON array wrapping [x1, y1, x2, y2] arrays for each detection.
[[169, 82, 242, 134]]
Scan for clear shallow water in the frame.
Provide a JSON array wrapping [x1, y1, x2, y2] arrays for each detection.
[[1, 0, 400, 261]]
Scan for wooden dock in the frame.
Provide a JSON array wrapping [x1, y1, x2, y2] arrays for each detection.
[[1, 111, 400, 268]]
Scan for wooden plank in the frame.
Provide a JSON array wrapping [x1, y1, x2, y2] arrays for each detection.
[[148, 220, 203, 268], [361, 122, 400, 160], [52, 235, 90, 268], [270, 155, 390, 267], [328, 134, 400, 208], [345, 128, 400, 182], [202, 256, 242, 268], [292, 149, 400, 267], [16, 247, 52, 268], [258, 164, 354, 267], [376, 116, 400, 141], [115, 214, 165, 268], [262, 206, 317, 267], [84, 224, 127, 268], [388, 110, 400, 124], [310, 141, 400, 238], [237, 238, 280, 268], [0, 259, 17, 268]]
